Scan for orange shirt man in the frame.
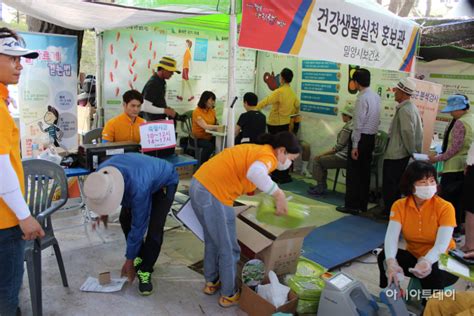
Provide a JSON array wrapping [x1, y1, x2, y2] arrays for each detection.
[[102, 90, 145, 143]]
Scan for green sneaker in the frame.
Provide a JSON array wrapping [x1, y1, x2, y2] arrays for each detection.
[[133, 257, 143, 270], [137, 270, 153, 295]]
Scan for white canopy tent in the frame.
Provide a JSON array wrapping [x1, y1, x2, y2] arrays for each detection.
[[3, 0, 225, 133], [2, 0, 216, 31]]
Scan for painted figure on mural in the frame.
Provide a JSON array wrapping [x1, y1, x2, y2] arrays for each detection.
[[38, 105, 63, 147]]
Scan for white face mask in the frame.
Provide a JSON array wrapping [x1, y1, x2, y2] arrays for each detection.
[[414, 185, 437, 200], [277, 157, 292, 170]]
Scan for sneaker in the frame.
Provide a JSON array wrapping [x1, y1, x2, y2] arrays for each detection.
[[203, 280, 221, 295], [133, 257, 143, 270], [137, 270, 153, 295], [307, 184, 326, 196], [219, 291, 240, 308]]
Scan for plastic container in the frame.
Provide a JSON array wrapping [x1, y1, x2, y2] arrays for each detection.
[[296, 298, 320, 314], [296, 257, 327, 278], [287, 275, 325, 300]]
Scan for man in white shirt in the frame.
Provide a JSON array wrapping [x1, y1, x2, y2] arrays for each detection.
[[337, 68, 380, 214]]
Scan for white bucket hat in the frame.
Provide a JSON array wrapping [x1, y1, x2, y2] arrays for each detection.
[[0, 36, 39, 59], [83, 166, 124, 216], [394, 78, 416, 95]]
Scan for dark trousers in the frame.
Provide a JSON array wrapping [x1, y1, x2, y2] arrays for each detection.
[[345, 133, 375, 211], [382, 157, 410, 215], [267, 124, 292, 183], [377, 249, 458, 290], [197, 138, 215, 164], [0, 226, 25, 316], [119, 187, 176, 272], [439, 171, 465, 228]]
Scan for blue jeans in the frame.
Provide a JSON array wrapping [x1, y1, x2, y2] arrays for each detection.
[[189, 178, 240, 297], [0, 225, 25, 315]]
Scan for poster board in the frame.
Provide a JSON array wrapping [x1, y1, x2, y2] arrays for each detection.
[[18, 32, 78, 158]]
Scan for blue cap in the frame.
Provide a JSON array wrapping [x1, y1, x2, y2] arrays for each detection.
[[441, 95, 469, 113]]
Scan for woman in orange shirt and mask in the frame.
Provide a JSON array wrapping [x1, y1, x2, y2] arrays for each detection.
[[378, 161, 458, 300], [189, 131, 300, 308]]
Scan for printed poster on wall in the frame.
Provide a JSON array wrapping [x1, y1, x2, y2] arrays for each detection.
[[296, 60, 407, 129], [102, 24, 256, 123], [415, 60, 474, 136], [239, 0, 420, 73], [18, 32, 78, 158]]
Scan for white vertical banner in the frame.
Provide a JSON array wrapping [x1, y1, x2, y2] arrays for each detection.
[[410, 78, 443, 153], [18, 32, 78, 158]]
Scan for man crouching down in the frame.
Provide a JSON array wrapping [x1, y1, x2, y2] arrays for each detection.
[[83, 153, 179, 295]]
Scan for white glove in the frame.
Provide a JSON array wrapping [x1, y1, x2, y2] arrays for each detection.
[[386, 258, 404, 286], [409, 257, 432, 279]]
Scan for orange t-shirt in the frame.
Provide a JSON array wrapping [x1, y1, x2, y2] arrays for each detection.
[[102, 112, 145, 143], [194, 144, 277, 206], [390, 195, 456, 258], [192, 107, 216, 141], [0, 84, 25, 229]]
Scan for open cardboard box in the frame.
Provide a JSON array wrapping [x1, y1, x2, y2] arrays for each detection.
[[235, 206, 316, 276], [239, 283, 298, 316]]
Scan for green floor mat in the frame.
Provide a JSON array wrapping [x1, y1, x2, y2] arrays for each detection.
[[278, 176, 346, 207]]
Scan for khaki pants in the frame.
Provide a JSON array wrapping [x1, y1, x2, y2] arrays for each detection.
[[312, 154, 346, 187], [424, 291, 474, 316]]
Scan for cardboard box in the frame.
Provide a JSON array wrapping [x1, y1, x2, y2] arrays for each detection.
[[176, 164, 194, 179], [98, 272, 111, 285], [239, 283, 298, 316], [236, 207, 315, 276]]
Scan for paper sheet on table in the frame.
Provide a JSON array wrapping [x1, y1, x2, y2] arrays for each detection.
[[80, 277, 127, 293], [176, 200, 204, 241], [413, 153, 429, 161], [446, 257, 470, 277]]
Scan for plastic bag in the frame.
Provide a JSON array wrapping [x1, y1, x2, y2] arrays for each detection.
[[257, 271, 290, 308], [256, 195, 310, 228], [38, 146, 62, 165]]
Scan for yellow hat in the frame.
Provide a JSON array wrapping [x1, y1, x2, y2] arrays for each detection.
[[155, 56, 180, 73]]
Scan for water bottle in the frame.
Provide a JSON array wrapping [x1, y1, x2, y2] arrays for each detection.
[[32, 143, 39, 158], [92, 155, 98, 170]]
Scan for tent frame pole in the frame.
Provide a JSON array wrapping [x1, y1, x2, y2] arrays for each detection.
[[225, 0, 237, 148], [95, 30, 104, 128]]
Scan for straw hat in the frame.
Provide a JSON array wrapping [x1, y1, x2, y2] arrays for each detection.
[[394, 78, 416, 95], [83, 166, 124, 216], [155, 56, 181, 73]]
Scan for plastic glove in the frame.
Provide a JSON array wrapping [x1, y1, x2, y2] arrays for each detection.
[[386, 258, 404, 286], [409, 257, 432, 279], [273, 189, 288, 216]]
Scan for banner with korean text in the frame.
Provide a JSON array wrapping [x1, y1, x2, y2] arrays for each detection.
[[18, 32, 78, 158], [239, 0, 420, 73], [410, 78, 443, 154]]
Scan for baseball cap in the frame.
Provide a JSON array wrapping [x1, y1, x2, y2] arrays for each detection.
[[0, 36, 39, 59]]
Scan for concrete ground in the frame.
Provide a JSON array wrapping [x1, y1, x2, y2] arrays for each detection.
[[18, 186, 471, 315]]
